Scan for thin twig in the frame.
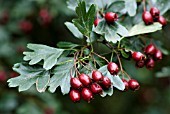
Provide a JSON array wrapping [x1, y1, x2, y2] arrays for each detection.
[[123, 70, 131, 80], [92, 52, 109, 63], [74, 52, 80, 76], [81, 60, 94, 71], [79, 60, 91, 71]]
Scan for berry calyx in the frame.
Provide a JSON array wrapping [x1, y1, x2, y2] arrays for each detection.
[[79, 74, 91, 86], [146, 58, 155, 70], [94, 18, 101, 27], [122, 79, 129, 91], [90, 83, 103, 94], [105, 12, 118, 23], [145, 44, 156, 55], [142, 11, 153, 25], [154, 49, 162, 61], [132, 52, 145, 61], [102, 76, 111, 89], [70, 77, 83, 89], [158, 16, 167, 26], [92, 70, 103, 82], [69, 90, 81, 103], [136, 60, 145, 68], [81, 88, 93, 103], [128, 79, 140, 91], [107, 62, 119, 75], [150, 7, 160, 20]]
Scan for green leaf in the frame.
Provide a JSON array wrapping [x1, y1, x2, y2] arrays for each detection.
[[57, 41, 80, 49], [128, 22, 162, 36], [107, 1, 126, 14], [125, 0, 137, 16], [156, 67, 170, 78], [120, 50, 130, 58], [65, 22, 83, 39], [95, 20, 128, 43], [72, 1, 96, 37], [23, 44, 64, 70], [98, 65, 125, 97], [7, 63, 50, 92], [49, 59, 74, 95]]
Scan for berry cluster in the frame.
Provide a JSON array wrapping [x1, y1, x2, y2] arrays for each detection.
[[122, 79, 140, 92], [132, 44, 162, 69], [94, 12, 118, 27], [70, 70, 112, 103], [142, 7, 167, 26]]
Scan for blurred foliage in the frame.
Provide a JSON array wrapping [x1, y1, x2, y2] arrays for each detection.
[[0, 0, 170, 114]]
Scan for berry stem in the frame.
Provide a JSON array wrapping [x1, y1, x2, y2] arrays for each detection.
[[115, 51, 124, 75], [92, 52, 109, 63], [74, 52, 80, 76], [80, 60, 94, 71], [123, 70, 131, 80], [147, 0, 153, 8], [79, 60, 91, 71], [143, 0, 146, 12]]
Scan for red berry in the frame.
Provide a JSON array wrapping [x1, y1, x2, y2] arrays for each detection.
[[81, 88, 93, 103], [102, 76, 111, 89], [146, 58, 155, 70], [154, 49, 162, 61], [158, 16, 167, 26], [94, 18, 101, 27], [92, 70, 103, 82], [0, 11, 9, 25], [70, 77, 83, 89], [105, 12, 118, 23], [19, 21, 33, 33], [79, 74, 91, 86], [39, 9, 52, 26], [90, 83, 103, 94], [142, 11, 153, 25], [0, 71, 7, 81], [128, 79, 140, 91], [150, 7, 160, 20], [107, 62, 119, 75], [136, 60, 145, 68], [145, 44, 156, 55], [132, 52, 145, 61], [122, 79, 129, 91], [69, 90, 81, 102]]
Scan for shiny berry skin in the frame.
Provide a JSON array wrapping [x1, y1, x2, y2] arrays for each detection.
[[94, 18, 101, 27], [92, 70, 103, 82], [107, 62, 119, 75], [102, 76, 111, 89], [132, 52, 145, 61], [19, 21, 33, 33], [105, 12, 118, 23], [145, 44, 156, 55], [146, 58, 155, 70], [79, 74, 91, 86], [158, 16, 167, 26], [70, 77, 83, 89], [69, 90, 81, 102], [154, 49, 162, 61], [122, 79, 129, 91], [90, 83, 103, 94], [142, 11, 153, 25], [128, 79, 140, 91], [150, 7, 160, 20], [81, 88, 93, 103], [136, 60, 145, 68]]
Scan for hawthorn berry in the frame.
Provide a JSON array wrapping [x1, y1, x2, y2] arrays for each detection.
[[158, 16, 167, 26], [136, 60, 145, 68], [90, 83, 103, 94], [128, 79, 140, 91], [150, 7, 160, 20], [107, 62, 119, 75], [94, 18, 101, 27], [19, 21, 33, 33], [142, 11, 153, 25], [92, 70, 103, 82], [102, 76, 111, 89], [154, 49, 162, 61], [81, 88, 93, 103], [132, 52, 145, 61], [39, 9, 52, 26], [70, 77, 83, 89], [145, 44, 156, 55], [69, 90, 81, 102], [105, 12, 118, 23], [146, 58, 155, 70], [122, 79, 129, 91], [79, 74, 91, 86]]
